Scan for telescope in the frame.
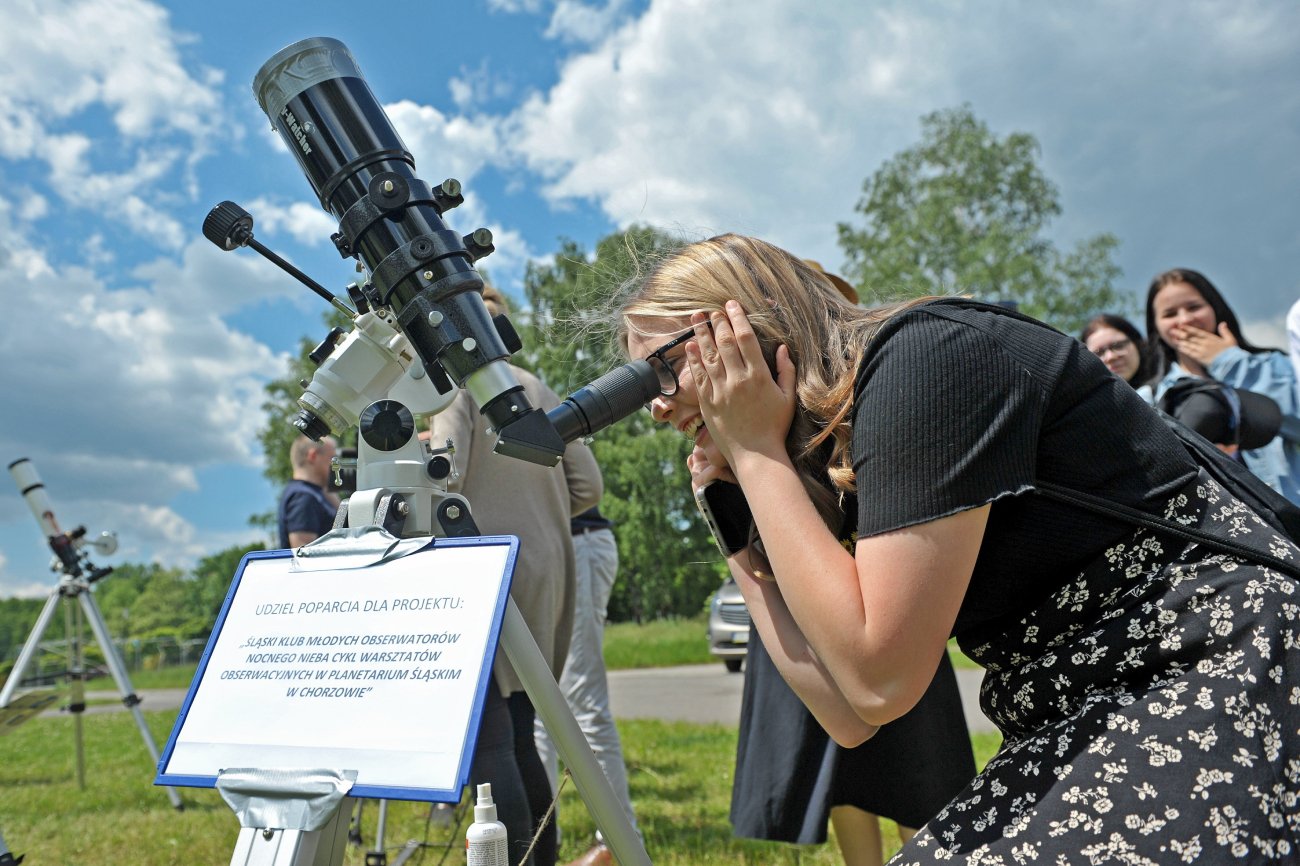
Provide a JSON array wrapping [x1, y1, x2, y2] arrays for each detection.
[[204, 37, 658, 463], [231, 37, 653, 465], [8, 458, 117, 580]]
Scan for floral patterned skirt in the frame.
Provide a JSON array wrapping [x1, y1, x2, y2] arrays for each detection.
[[892, 471, 1300, 864]]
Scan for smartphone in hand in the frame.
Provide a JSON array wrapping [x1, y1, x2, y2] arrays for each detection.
[[694, 480, 754, 557]]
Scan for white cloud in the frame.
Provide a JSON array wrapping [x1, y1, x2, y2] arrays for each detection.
[[545, 0, 630, 45], [0, 201, 284, 490], [440, 191, 534, 294], [384, 100, 505, 188], [486, 0, 544, 12], [449, 62, 517, 112], [0, 0, 228, 248], [507, 0, 946, 267], [501, 0, 1300, 323], [97, 501, 255, 569], [243, 198, 341, 249]]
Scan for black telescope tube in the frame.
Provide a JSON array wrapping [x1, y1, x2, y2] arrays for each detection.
[[546, 360, 662, 444], [253, 38, 563, 464]]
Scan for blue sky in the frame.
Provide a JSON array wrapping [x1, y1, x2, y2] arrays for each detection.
[[1, 0, 1298, 597]]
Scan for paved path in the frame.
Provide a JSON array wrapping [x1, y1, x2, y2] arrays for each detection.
[[607, 664, 993, 733], [64, 665, 994, 733]]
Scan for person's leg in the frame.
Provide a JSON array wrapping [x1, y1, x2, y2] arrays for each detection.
[[470, 687, 535, 866], [830, 805, 884, 866], [536, 529, 638, 833], [567, 531, 636, 824], [510, 691, 557, 866]]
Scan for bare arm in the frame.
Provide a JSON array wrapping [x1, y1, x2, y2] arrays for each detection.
[[687, 304, 986, 739], [288, 530, 320, 548]]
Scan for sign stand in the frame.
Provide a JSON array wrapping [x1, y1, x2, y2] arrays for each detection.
[[218, 768, 356, 866]]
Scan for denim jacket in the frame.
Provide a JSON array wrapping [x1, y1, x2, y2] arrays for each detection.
[[1151, 347, 1300, 505]]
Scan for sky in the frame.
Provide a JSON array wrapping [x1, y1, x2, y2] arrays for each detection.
[[0, 0, 1297, 598]]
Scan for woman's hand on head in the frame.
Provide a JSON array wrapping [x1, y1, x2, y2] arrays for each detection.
[[685, 300, 797, 468], [1170, 320, 1238, 367]]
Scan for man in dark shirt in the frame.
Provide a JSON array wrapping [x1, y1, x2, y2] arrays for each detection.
[[277, 435, 339, 549]]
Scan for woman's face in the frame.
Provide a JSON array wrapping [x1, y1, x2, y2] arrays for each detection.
[[1152, 281, 1218, 348], [626, 317, 709, 444], [1084, 325, 1142, 383]]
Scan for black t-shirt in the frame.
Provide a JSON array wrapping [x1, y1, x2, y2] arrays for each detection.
[[277, 479, 337, 549], [851, 300, 1197, 639]]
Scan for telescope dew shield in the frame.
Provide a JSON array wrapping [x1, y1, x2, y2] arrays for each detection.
[[9, 457, 60, 538], [253, 37, 563, 465]]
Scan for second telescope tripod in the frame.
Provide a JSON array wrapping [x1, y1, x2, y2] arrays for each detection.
[[2, 458, 183, 810]]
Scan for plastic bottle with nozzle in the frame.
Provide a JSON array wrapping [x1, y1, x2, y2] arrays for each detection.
[[465, 782, 508, 865]]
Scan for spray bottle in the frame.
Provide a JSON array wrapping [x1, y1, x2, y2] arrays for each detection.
[[466, 782, 509, 866]]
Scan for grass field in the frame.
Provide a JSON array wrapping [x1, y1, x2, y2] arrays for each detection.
[[0, 708, 1001, 865], [2, 616, 995, 863]]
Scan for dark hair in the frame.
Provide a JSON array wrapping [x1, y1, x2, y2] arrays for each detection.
[[1144, 268, 1273, 384], [1079, 313, 1150, 385]]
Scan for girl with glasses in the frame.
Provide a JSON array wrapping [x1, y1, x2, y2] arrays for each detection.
[[620, 234, 1299, 863]]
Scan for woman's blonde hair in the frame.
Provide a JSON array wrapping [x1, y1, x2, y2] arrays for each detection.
[[619, 233, 929, 525]]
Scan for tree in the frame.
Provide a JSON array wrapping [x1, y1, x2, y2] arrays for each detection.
[[192, 541, 267, 624], [258, 308, 356, 490], [521, 227, 727, 621], [837, 105, 1127, 332]]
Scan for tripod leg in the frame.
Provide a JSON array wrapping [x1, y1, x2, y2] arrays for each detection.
[[348, 800, 365, 846], [0, 826, 24, 865], [67, 597, 86, 790], [0, 591, 61, 707], [366, 800, 388, 866], [499, 599, 651, 866], [77, 591, 185, 810]]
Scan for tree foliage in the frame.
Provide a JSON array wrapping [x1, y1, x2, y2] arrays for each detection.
[[520, 227, 728, 621], [0, 541, 265, 673], [258, 308, 357, 489], [837, 105, 1127, 332]]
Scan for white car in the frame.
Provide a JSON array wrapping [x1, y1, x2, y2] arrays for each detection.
[[706, 578, 750, 673]]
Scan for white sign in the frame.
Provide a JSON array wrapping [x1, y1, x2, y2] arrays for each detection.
[[155, 536, 516, 802]]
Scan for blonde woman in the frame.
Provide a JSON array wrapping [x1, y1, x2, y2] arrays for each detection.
[[620, 234, 1300, 862]]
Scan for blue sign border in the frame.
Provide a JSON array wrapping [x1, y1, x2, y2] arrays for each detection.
[[153, 534, 518, 802]]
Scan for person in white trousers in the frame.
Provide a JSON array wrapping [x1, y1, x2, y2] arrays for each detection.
[[536, 506, 638, 866]]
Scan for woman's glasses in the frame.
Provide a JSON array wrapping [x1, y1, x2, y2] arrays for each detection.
[[1091, 338, 1133, 358], [645, 328, 696, 396]]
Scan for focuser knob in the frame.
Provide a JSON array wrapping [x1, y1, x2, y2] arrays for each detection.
[[203, 201, 255, 250]]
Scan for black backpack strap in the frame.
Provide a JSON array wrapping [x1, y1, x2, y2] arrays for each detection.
[[1034, 478, 1300, 581]]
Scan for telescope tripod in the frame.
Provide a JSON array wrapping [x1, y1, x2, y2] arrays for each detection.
[[0, 568, 183, 809]]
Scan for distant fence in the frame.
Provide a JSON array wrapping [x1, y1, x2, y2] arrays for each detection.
[[1, 635, 208, 684]]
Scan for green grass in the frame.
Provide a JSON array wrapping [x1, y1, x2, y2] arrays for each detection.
[[0, 709, 1001, 865], [8, 620, 991, 862], [603, 615, 713, 670]]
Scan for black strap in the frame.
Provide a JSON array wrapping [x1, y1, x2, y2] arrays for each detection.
[[1034, 479, 1300, 581]]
